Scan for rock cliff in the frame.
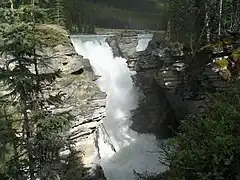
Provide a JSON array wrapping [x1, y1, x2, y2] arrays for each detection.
[[41, 31, 107, 179], [107, 31, 240, 138], [44, 44, 107, 179], [0, 25, 107, 179]]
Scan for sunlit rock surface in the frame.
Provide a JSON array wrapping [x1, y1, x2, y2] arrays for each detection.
[[46, 42, 107, 180], [0, 26, 107, 179]]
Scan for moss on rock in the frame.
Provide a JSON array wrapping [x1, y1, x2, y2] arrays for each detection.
[[215, 58, 229, 69], [36, 24, 70, 48], [222, 38, 234, 45], [212, 40, 223, 48], [219, 69, 231, 81], [231, 48, 240, 62]]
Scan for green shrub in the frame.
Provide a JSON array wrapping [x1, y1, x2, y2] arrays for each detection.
[[136, 81, 240, 180], [231, 48, 240, 62], [215, 58, 229, 69], [160, 81, 240, 180], [36, 24, 70, 47]]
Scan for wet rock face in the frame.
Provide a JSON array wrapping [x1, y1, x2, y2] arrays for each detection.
[[130, 35, 188, 137], [107, 32, 240, 138], [106, 32, 138, 69], [106, 33, 188, 137], [106, 36, 123, 58]]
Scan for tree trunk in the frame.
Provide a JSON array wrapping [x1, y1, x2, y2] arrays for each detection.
[[9, 0, 14, 10], [218, 0, 223, 36], [234, 0, 240, 30], [22, 97, 35, 180], [205, 3, 210, 43], [18, 58, 35, 179], [31, 0, 44, 108]]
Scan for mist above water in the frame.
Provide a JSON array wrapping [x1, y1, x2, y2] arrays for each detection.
[[71, 34, 166, 180]]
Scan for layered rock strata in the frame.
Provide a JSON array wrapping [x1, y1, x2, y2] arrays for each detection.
[[0, 25, 107, 179], [107, 32, 239, 138], [43, 42, 107, 179]]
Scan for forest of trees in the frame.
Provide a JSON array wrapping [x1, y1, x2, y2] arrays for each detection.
[[166, 0, 240, 51], [0, 0, 95, 34], [0, 0, 86, 179], [87, 0, 167, 30]]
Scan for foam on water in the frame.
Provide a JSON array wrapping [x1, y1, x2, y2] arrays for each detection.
[[71, 34, 166, 180], [136, 34, 153, 52]]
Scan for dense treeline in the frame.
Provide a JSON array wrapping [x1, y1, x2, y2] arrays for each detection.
[[0, 0, 167, 32], [88, 2, 165, 30], [87, 0, 166, 30], [0, 0, 94, 34], [45, 0, 167, 32], [166, 0, 240, 50], [42, 0, 95, 34], [88, 0, 165, 12]]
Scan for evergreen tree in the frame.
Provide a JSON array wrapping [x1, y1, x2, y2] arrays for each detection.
[[166, 0, 240, 50], [54, 0, 65, 26], [0, 2, 77, 179]]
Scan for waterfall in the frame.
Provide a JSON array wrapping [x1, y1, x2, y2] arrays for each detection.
[[136, 34, 153, 52], [71, 34, 166, 180]]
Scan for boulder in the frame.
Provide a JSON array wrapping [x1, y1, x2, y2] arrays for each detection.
[[106, 31, 138, 60]]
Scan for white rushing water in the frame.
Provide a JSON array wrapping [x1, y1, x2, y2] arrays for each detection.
[[136, 34, 153, 52], [71, 34, 166, 180]]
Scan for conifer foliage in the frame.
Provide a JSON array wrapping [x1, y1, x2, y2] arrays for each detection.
[[0, 1, 77, 179], [166, 0, 240, 50]]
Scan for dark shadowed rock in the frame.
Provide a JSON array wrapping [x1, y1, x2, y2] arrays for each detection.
[[105, 31, 239, 139], [126, 33, 235, 137], [129, 34, 188, 137], [106, 36, 123, 57], [107, 31, 138, 59], [71, 68, 84, 75]]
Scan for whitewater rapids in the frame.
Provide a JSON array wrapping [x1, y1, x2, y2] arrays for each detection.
[[71, 34, 166, 180]]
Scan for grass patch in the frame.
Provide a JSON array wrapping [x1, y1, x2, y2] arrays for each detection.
[[36, 24, 70, 48]]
